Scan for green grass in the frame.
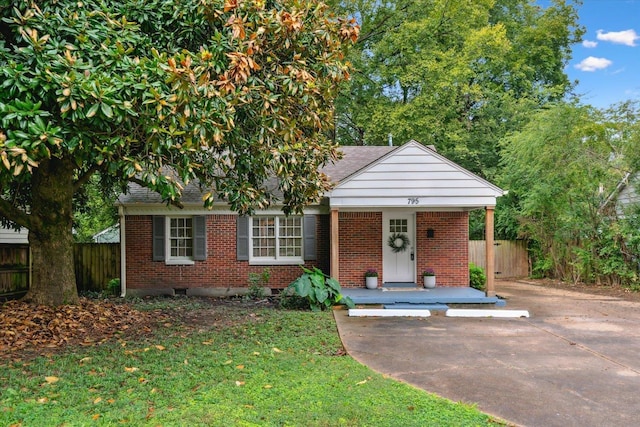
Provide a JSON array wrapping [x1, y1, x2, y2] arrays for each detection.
[[1, 302, 504, 426]]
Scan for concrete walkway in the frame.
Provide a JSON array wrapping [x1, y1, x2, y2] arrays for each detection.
[[334, 281, 640, 427]]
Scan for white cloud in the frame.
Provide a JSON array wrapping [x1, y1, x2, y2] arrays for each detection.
[[582, 40, 598, 48], [596, 29, 639, 47], [575, 56, 612, 72]]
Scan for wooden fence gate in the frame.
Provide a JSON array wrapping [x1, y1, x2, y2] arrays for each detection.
[[469, 240, 529, 278]]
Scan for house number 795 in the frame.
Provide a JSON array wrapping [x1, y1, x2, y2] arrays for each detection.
[[407, 197, 420, 205]]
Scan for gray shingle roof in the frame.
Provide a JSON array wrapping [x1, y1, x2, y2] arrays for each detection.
[[118, 145, 397, 205], [321, 145, 396, 182]]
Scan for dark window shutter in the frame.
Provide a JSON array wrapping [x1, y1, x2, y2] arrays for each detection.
[[193, 216, 207, 261], [152, 216, 165, 261], [237, 216, 250, 261], [303, 215, 317, 261]]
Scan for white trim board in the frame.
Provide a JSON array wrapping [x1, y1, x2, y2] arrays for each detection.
[[446, 309, 529, 318], [348, 309, 431, 317]]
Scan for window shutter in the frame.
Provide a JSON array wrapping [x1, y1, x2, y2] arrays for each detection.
[[152, 216, 165, 261], [237, 216, 250, 261], [303, 215, 317, 261], [193, 215, 207, 261]]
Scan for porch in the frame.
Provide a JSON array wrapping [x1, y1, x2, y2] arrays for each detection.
[[341, 285, 505, 308]]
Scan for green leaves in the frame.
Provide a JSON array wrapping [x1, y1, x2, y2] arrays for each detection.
[[0, 0, 357, 305], [499, 101, 640, 285], [287, 267, 354, 311], [332, 0, 581, 177]]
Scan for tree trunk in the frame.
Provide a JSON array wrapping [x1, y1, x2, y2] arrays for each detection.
[[24, 157, 79, 305]]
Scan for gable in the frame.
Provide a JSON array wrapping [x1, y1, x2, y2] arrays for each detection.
[[326, 141, 504, 209]]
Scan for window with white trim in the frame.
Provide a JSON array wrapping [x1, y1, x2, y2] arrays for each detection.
[[168, 217, 194, 263], [250, 216, 302, 262]]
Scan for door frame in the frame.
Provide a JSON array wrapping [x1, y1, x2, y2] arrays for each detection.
[[381, 211, 416, 284]]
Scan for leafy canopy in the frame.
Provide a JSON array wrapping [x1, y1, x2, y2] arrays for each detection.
[[0, 0, 359, 229], [329, 0, 582, 178]]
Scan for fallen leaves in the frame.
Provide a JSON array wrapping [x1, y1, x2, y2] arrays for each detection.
[[44, 376, 60, 385], [0, 298, 167, 359]]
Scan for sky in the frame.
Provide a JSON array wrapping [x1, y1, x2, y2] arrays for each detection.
[[561, 0, 640, 109]]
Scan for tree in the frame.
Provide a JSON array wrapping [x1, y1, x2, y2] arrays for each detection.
[[499, 101, 640, 284], [0, 0, 358, 305], [330, 0, 582, 178]]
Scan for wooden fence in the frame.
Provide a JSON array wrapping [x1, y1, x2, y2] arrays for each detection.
[[0, 244, 30, 298], [74, 243, 120, 293], [469, 240, 530, 278], [0, 243, 120, 299]]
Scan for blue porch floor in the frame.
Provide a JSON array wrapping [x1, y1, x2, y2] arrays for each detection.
[[341, 286, 505, 307]]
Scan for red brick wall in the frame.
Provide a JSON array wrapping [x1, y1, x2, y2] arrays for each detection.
[[338, 212, 382, 288], [124, 214, 327, 291], [125, 210, 469, 291], [416, 211, 469, 287]]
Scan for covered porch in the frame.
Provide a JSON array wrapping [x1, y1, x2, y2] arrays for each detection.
[[323, 141, 505, 297]]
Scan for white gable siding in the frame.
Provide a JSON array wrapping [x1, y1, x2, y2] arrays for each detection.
[[327, 142, 503, 209], [0, 226, 29, 244]]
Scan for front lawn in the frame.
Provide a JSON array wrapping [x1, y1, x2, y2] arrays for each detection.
[[1, 298, 505, 426]]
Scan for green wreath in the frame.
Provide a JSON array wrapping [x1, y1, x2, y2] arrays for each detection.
[[387, 233, 410, 253]]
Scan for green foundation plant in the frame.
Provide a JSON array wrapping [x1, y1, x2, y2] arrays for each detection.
[[287, 267, 355, 311]]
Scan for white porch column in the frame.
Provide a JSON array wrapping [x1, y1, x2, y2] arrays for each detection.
[[485, 206, 496, 297], [330, 208, 339, 280]]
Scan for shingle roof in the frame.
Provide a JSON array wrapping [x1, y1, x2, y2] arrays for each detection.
[[321, 145, 396, 182], [118, 145, 396, 205]]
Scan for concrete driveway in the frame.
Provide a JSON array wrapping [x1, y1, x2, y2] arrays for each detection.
[[334, 281, 640, 427]]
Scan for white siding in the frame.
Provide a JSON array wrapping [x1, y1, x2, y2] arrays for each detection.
[[0, 226, 29, 244], [327, 141, 504, 209], [617, 178, 640, 216]]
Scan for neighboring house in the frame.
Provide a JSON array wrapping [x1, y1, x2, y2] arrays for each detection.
[[600, 172, 640, 217], [117, 140, 505, 297], [92, 224, 121, 243], [615, 173, 640, 216], [0, 225, 28, 245]]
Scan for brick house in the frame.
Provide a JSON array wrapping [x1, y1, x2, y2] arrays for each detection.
[[117, 140, 504, 297]]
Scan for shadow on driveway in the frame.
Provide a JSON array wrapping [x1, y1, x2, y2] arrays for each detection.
[[334, 280, 640, 427]]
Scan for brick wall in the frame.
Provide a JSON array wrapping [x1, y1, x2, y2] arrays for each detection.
[[124, 214, 327, 291], [338, 212, 382, 288], [125, 210, 469, 291], [416, 211, 469, 287]]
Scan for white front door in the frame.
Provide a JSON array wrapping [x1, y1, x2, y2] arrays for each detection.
[[382, 212, 415, 283]]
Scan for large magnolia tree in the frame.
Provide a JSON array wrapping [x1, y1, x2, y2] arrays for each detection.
[[0, 0, 358, 305]]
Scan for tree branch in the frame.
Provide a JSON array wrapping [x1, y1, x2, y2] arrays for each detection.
[[73, 164, 101, 193], [0, 197, 34, 231]]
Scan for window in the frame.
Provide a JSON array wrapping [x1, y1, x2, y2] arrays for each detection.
[[250, 216, 302, 263], [152, 216, 206, 264], [169, 217, 193, 260], [390, 218, 408, 233]]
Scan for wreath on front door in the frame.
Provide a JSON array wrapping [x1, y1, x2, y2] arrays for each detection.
[[387, 233, 410, 253]]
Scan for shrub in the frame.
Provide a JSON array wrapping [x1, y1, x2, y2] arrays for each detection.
[[246, 268, 270, 300], [469, 263, 486, 291], [287, 267, 355, 311]]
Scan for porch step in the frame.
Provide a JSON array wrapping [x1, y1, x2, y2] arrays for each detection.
[[384, 303, 449, 311]]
